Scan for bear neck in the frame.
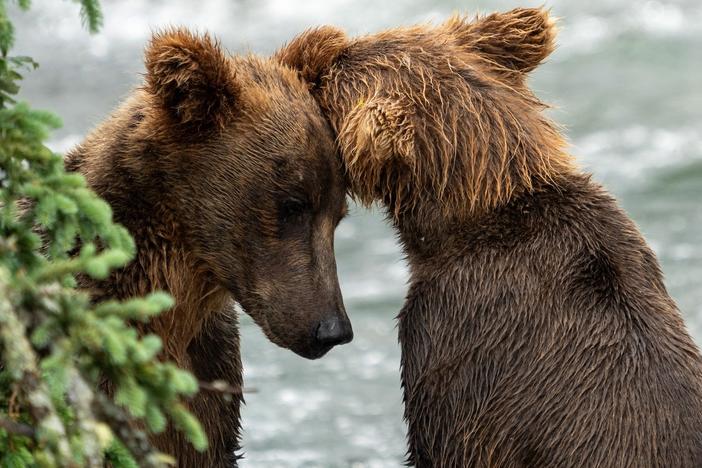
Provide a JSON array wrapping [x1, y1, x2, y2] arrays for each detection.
[[65, 137, 232, 367], [62, 89, 246, 465], [395, 170, 587, 263]]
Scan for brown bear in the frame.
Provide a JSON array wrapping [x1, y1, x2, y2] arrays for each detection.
[[66, 28, 352, 466], [277, 8, 702, 467]]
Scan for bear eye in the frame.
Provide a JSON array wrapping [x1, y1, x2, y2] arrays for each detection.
[[279, 198, 310, 225]]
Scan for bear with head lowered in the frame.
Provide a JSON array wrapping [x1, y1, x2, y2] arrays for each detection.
[[67, 28, 352, 466]]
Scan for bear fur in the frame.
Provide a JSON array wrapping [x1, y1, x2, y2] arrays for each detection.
[[66, 28, 351, 466], [278, 8, 702, 467]]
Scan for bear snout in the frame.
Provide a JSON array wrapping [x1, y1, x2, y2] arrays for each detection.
[[314, 315, 354, 347]]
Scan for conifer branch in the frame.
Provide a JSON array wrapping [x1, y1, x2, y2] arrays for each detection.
[[0, 416, 35, 439]]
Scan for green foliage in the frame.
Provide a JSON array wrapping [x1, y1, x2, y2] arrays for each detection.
[[75, 0, 102, 33], [0, 1, 206, 466]]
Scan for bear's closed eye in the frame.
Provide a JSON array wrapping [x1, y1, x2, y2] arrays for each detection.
[[279, 198, 311, 224]]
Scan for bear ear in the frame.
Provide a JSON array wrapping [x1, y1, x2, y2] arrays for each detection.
[[144, 28, 240, 131], [444, 7, 556, 76], [275, 26, 349, 86]]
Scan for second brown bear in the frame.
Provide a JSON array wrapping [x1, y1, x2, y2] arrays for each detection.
[[278, 8, 702, 468]]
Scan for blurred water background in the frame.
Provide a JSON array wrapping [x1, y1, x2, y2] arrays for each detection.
[[9, 0, 702, 465]]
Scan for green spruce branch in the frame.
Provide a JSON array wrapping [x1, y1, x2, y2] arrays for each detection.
[[0, 1, 208, 466]]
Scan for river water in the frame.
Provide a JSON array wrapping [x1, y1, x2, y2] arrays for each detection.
[[10, 0, 702, 466]]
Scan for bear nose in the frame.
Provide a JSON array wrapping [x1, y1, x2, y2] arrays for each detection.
[[315, 316, 353, 346]]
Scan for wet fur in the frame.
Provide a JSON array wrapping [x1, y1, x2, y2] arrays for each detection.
[[67, 28, 347, 466], [66, 100, 242, 465], [278, 8, 702, 467]]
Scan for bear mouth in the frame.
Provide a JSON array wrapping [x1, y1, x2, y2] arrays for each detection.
[[297, 343, 335, 360], [239, 301, 335, 359]]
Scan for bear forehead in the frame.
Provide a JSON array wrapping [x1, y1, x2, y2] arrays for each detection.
[[235, 55, 314, 101], [332, 34, 484, 95], [354, 27, 455, 55], [233, 58, 332, 139]]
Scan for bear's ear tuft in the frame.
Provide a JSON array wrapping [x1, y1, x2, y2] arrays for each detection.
[[338, 96, 417, 206], [275, 26, 349, 86], [144, 28, 239, 131], [445, 7, 556, 76]]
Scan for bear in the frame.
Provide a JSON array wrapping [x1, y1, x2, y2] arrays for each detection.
[[277, 8, 702, 467], [65, 28, 352, 466]]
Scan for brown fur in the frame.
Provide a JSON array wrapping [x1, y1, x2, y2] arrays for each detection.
[[278, 8, 702, 467], [145, 28, 240, 132], [277, 10, 573, 224], [67, 28, 350, 466]]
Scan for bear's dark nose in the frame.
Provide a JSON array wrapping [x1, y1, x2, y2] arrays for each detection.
[[315, 316, 353, 346]]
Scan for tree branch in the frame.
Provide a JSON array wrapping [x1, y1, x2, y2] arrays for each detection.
[[0, 416, 36, 440], [198, 380, 257, 395]]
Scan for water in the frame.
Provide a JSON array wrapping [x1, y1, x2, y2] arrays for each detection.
[[9, 0, 702, 465]]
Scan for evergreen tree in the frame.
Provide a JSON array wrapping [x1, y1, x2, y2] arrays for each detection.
[[0, 1, 206, 466]]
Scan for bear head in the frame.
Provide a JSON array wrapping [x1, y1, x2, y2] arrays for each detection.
[[277, 8, 574, 238], [133, 28, 352, 359]]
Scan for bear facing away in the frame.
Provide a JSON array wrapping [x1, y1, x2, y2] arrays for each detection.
[[278, 8, 702, 467], [66, 28, 352, 466]]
